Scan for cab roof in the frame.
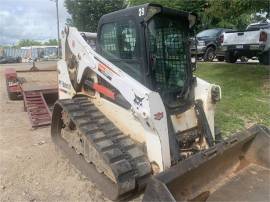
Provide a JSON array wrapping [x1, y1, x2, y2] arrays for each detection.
[[99, 3, 193, 25]]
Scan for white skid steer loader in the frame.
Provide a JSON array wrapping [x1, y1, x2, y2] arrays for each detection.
[[51, 3, 270, 201]]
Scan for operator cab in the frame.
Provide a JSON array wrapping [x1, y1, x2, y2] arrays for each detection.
[[96, 4, 197, 112]]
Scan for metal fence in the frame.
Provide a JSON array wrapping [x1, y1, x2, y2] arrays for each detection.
[[1, 46, 58, 60]]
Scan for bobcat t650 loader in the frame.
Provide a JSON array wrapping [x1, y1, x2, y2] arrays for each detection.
[[51, 3, 270, 201]]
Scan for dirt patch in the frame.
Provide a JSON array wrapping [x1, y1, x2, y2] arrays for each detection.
[[0, 62, 111, 201]]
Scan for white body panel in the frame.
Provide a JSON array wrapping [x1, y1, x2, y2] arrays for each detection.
[[92, 98, 146, 144], [58, 26, 221, 172], [57, 60, 76, 98], [222, 28, 270, 51], [59, 27, 171, 171], [223, 31, 261, 45], [89, 93, 170, 169], [171, 78, 217, 136]]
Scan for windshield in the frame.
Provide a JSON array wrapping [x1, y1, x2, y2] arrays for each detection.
[[147, 14, 190, 93], [197, 29, 220, 37]]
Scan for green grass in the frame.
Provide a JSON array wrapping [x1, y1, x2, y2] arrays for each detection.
[[195, 62, 270, 137]]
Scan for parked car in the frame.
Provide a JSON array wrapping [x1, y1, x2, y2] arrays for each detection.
[[0, 56, 22, 64], [192, 28, 233, 61], [222, 20, 270, 65]]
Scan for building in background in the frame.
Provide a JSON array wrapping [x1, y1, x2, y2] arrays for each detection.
[[1, 46, 58, 62]]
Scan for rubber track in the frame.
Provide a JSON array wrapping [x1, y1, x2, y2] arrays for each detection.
[[56, 97, 151, 196]]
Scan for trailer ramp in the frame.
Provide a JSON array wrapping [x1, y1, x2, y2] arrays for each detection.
[[23, 91, 52, 128]]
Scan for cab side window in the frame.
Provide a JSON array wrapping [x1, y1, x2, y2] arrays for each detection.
[[99, 19, 142, 82], [100, 23, 119, 58]]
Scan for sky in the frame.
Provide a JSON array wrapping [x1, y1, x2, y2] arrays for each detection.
[[0, 0, 69, 45]]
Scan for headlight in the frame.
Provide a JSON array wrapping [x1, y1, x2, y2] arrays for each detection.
[[198, 41, 205, 46], [211, 85, 221, 103]]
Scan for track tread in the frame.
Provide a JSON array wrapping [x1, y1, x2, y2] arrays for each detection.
[[54, 97, 151, 197]]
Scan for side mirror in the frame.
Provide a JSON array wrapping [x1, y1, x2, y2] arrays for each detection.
[[189, 37, 197, 72], [191, 57, 197, 72]]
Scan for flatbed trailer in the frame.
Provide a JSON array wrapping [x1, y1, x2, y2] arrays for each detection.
[[4, 67, 58, 128], [4, 68, 22, 100]]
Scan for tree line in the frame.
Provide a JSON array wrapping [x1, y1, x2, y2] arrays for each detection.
[[1, 39, 58, 48], [65, 0, 269, 32]]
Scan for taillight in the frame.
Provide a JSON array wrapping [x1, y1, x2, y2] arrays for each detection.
[[259, 31, 267, 42], [219, 34, 224, 43]]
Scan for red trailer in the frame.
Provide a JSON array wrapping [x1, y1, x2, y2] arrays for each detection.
[[4, 68, 22, 100], [4, 66, 59, 128]]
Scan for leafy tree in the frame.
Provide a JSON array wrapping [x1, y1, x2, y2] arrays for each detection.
[[64, 0, 269, 32], [251, 12, 269, 23], [128, 0, 208, 12], [128, 0, 209, 32], [65, 0, 126, 32], [17, 39, 42, 47], [203, 0, 270, 30], [129, 0, 270, 30], [128, 0, 208, 26], [43, 39, 58, 46]]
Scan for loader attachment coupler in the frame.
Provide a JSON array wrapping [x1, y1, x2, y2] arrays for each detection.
[[143, 125, 270, 202]]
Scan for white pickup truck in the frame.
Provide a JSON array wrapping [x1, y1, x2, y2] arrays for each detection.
[[222, 20, 270, 65]]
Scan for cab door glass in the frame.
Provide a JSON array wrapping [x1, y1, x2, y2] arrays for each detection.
[[100, 20, 142, 82]]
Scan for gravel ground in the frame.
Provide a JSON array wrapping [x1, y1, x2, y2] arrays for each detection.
[[0, 62, 108, 202]]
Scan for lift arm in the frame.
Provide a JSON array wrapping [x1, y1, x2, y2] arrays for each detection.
[[60, 26, 171, 170]]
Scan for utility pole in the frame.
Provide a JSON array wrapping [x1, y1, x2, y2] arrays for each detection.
[[56, 0, 60, 58], [51, 0, 60, 58]]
